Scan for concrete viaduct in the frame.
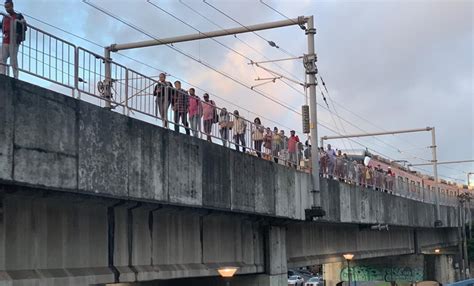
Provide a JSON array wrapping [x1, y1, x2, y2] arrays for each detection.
[[0, 77, 462, 285]]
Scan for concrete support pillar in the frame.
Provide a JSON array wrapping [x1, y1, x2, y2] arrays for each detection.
[[323, 262, 344, 286], [425, 254, 456, 284], [264, 226, 288, 286]]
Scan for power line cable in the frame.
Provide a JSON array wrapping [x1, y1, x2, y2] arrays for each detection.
[[178, 0, 304, 83], [202, 0, 297, 58]]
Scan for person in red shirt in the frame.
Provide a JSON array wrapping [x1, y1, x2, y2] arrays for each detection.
[[0, 0, 27, 79], [287, 130, 300, 168]]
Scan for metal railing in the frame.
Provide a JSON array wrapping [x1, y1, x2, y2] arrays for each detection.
[[0, 19, 460, 207]]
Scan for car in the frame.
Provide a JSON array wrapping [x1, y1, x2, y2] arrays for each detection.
[[305, 277, 322, 286], [288, 275, 305, 286]]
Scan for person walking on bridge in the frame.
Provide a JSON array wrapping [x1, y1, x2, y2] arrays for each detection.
[[0, 0, 27, 79]]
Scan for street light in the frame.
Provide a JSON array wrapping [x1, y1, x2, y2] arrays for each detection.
[[343, 254, 354, 286], [218, 267, 239, 286], [434, 249, 440, 254]]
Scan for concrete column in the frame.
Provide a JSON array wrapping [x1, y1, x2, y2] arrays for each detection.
[[264, 226, 288, 286], [425, 254, 456, 284], [323, 262, 344, 286]]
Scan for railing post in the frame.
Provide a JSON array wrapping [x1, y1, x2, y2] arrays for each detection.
[[104, 47, 112, 109], [74, 47, 80, 99], [124, 69, 129, 116]]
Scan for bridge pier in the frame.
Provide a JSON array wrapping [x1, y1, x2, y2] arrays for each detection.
[[265, 226, 288, 286], [425, 254, 456, 284]]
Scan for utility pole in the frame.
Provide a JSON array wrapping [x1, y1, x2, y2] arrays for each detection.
[[320, 127, 442, 227], [305, 15, 325, 219], [430, 127, 442, 227]]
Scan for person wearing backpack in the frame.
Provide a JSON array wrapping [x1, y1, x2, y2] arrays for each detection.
[[0, 0, 27, 79], [202, 93, 216, 142]]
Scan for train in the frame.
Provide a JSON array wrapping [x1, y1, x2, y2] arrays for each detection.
[[344, 150, 468, 204]]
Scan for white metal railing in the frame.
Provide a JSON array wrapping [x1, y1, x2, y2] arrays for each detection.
[[0, 19, 460, 207]]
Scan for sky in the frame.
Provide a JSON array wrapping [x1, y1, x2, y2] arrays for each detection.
[[7, 0, 474, 184]]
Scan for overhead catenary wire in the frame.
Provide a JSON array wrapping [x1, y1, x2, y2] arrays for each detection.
[[202, 0, 298, 58], [146, 0, 304, 96], [178, 0, 304, 83]]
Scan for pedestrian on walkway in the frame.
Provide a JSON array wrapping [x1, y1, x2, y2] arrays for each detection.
[[153, 73, 173, 128], [172, 81, 190, 135], [202, 93, 216, 142], [263, 127, 272, 159], [326, 144, 336, 178], [252, 117, 264, 158], [219, 107, 231, 146], [288, 130, 300, 167], [272, 127, 281, 163], [0, 0, 27, 79], [232, 110, 247, 152], [188, 88, 202, 138]]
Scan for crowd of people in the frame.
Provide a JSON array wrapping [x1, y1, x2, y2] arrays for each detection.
[[318, 144, 396, 192], [153, 73, 306, 166], [153, 73, 398, 192]]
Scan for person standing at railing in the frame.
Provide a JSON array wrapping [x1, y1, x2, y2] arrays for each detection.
[[188, 88, 202, 138], [387, 167, 395, 191], [319, 147, 327, 176], [251, 117, 264, 158], [202, 93, 216, 143], [326, 144, 336, 178], [366, 165, 374, 188], [218, 108, 231, 147], [172, 81, 190, 135], [271, 127, 281, 163], [358, 162, 366, 187], [335, 150, 343, 180], [279, 130, 288, 164], [263, 127, 272, 160], [153, 73, 173, 128], [232, 110, 247, 153], [0, 0, 26, 79], [287, 130, 300, 168]]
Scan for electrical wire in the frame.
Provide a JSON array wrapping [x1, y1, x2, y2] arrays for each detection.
[[179, 0, 304, 83], [202, 0, 297, 58]]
